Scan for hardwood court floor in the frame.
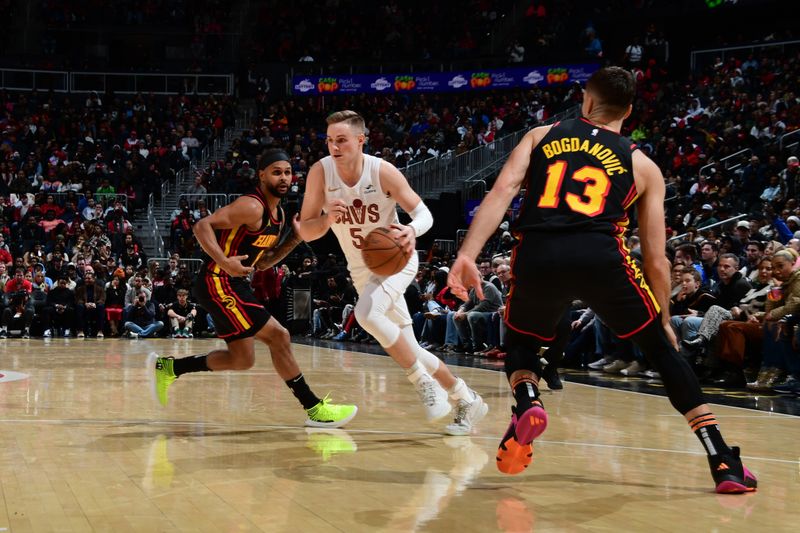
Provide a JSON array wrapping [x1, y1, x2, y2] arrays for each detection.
[[0, 338, 797, 532]]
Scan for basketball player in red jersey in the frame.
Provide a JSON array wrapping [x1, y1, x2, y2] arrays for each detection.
[[449, 67, 756, 493], [148, 149, 357, 428]]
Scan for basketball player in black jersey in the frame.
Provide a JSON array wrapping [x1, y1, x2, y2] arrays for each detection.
[[449, 67, 756, 493], [148, 149, 357, 428]]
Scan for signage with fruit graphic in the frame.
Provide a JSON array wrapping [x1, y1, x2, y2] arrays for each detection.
[[546, 68, 569, 84], [394, 75, 416, 91], [317, 77, 340, 93], [470, 72, 493, 88], [292, 63, 598, 95]]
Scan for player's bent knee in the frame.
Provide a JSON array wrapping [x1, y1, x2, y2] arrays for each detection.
[[353, 301, 371, 329], [227, 351, 255, 370], [355, 301, 399, 347]]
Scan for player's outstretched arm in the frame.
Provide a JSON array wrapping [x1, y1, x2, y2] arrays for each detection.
[[297, 162, 346, 241], [449, 127, 546, 299], [193, 196, 262, 277]]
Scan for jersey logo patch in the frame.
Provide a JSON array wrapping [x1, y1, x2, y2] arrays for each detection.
[[253, 235, 279, 248], [591, 128, 599, 137], [221, 295, 237, 310], [364, 184, 377, 194], [327, 186, 341, 192]]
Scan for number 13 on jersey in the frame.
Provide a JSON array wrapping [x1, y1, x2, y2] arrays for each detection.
[[537, 160, 611, 217]]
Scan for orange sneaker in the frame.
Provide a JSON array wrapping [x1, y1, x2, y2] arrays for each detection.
[[496, 402, 548, 475]]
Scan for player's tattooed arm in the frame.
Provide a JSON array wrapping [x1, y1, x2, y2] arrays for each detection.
[[255, 222, 303, 271]]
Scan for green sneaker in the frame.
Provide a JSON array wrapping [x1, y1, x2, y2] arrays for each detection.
[[147, 352, 177, 407], [304, 395, 358, 428]]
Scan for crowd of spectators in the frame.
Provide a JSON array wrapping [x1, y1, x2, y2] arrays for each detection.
[[2, 31, 800, 399], [0, 85, 237, 338], [0, 88, 235, 206], [622, 47, 800, 236]]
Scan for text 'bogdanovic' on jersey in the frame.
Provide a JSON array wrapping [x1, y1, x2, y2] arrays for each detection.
[[514, 117, 638, 236], [321, 154, 399, 276], [207, 187, 284, 276]]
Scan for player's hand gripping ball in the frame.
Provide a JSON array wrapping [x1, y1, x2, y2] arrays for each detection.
[[361, 227, 411, 276]]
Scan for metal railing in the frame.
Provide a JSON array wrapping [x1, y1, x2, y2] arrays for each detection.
[[456, 229, 468, 248], [0, 68, 69, 92], [780, 129, 800, 153], [36, 192, 84, 206], [667, 214, 748, 244], [93, 192, 129, 208], [698, 148, 752, 178], [690, 39, 800, 72], [178, 193, 230, 211], [459, 105, 582, 200], [402, 126, 532, 198], [0, 67, 234, 95], [70, 72, 234, 95], [147, 193, 166, 258], [147, 257, 205, 276], [37, 191, 128, 209], [433, 240, 457, 255]]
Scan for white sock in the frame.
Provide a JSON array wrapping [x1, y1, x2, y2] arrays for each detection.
[[406, 360, 429, 384], [448, 377, 475, 402]]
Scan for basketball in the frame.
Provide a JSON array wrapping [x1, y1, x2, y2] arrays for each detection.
[[361, 227, 409, 276]]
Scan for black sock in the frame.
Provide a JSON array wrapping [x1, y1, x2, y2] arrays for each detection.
[[173, 354, 211, 377], [286, 373, 321, 410], [689, 413, 731, 456], [511, 376, 540, 414]]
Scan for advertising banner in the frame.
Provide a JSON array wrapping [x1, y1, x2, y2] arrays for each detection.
[[465, 199, 482, 224], [292, 63, 599, 96]]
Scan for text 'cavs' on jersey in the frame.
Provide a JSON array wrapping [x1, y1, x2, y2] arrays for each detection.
[[321, 154, 399, 273], [206, 188, 285, 276], [514, 117, 638, 235]]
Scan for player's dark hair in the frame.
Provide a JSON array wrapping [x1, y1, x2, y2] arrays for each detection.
[[585, 67, 635, 119], [258, 148, 290, 171]]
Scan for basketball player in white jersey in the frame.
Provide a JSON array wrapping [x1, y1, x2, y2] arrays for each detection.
[[297, 110, 487, 435]]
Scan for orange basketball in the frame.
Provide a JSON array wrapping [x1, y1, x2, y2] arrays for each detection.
[[361, 227, 410, 276]]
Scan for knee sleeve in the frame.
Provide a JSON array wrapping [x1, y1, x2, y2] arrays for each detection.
[[630, 319, 705, 414], [504, 329, 544, 380], [399, 325, 440, 374], [354, 283, 401, 347]]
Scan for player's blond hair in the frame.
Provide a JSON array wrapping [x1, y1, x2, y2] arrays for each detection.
[[326, 110, 366, 134]]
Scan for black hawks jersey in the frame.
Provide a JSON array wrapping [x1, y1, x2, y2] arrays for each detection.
[[206, 188, 284, 276], [514, 117, 638, 236]]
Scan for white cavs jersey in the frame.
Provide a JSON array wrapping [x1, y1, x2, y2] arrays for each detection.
[[321, 153, 400, 285]]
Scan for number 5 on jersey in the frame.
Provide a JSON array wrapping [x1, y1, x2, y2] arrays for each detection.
[[350, 227, 365, 249], [537, 160, 611, 217]]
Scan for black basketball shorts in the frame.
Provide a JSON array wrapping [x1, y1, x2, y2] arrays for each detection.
[[504, 231, 659, 341], [193, 270, 271, 342]]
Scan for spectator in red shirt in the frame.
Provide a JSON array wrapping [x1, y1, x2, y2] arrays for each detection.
[[0, 240, 11, 267], [1, 268, 35, 338]]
